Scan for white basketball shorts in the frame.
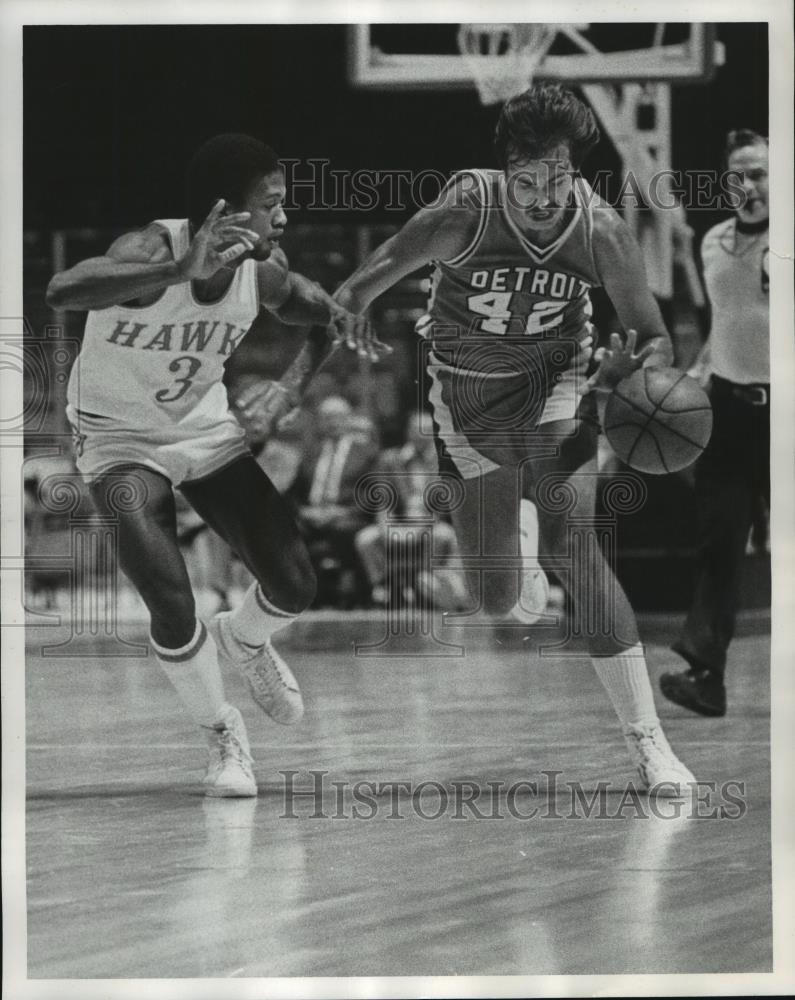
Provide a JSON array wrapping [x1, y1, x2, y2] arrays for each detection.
[[66, 404, 250, 486]]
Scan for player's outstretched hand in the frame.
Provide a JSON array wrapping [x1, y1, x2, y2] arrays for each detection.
[[177, 199, 261, 281], [328, 307, 393, 363], [578, 328, 657, 395]]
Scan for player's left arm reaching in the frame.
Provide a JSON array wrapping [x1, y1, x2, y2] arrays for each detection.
[[238, 249, 391, 436], [256, 247, 387, 358], [582, 206, 674, 399]]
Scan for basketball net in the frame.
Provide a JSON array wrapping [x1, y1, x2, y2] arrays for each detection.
[[457, 23, 557, 105]]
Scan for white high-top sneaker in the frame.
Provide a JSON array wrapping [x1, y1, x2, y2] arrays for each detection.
[[622, 720, 696, 797], [204, 704, 257, 798], [208, 612, 304, 725]]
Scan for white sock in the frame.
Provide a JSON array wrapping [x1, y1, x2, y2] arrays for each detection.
[[228, 583, 298, 647], [519, 498, 539, 554], [591, 642, 658, 727], [509, 499, 547, 620], [152, 620, 227, 729]]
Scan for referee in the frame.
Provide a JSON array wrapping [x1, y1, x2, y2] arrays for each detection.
[[660, 129, 770, 717]]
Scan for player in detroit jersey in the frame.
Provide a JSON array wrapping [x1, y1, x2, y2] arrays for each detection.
[[335, 84, 696, 794], [47, 134, 379, 797]]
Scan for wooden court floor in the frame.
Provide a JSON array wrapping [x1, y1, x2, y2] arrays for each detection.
[[24, 617, 771, 979]]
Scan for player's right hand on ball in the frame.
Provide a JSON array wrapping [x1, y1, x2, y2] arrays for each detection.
[[177, 199, 260, 281]]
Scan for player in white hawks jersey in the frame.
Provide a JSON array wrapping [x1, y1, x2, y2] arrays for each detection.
[[335, 85, 696, 795], [48, 134, 381, 797]]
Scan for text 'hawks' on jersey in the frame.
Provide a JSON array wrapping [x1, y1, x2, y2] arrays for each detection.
[[417, 169, 601, 381], [66, 219, 259, 425]]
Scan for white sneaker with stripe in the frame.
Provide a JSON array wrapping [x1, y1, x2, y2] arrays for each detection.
[[622, 721, 696, 797], [204, 704, 257, 798], [208, 612, 304, 725]]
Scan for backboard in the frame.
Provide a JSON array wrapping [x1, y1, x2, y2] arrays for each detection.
[[348, 23, 721, 91]]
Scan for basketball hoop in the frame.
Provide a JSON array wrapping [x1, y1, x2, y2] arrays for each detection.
[[457, 23, 558, 106]]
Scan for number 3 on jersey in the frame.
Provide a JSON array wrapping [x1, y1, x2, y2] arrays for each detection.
[[467, 292, 565, 336], [155, 355, 202, 403]]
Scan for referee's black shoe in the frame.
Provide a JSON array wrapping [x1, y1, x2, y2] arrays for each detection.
[[659, 667, 727, 717]]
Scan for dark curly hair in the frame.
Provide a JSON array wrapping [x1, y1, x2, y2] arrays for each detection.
[[494, 83, 600, 170], [186, 133, 281, 229]]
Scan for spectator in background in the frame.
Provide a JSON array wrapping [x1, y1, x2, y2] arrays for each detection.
[[24, 452, 79, 609], [355, 411, 469, 611], [300, 372, 346, 414], [345, 369, 406, 447], [290, 395, 379, 606], [660, 130, 770, 718]]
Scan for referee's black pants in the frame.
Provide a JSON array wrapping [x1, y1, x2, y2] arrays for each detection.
[[673, 375, 770, 677]]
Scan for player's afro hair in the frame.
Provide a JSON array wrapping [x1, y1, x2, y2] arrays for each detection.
[[494, 83, 600, 170], [186, 133, 280, 228]]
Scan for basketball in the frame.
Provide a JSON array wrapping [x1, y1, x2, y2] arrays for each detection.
[[603, 367, 713, 475]]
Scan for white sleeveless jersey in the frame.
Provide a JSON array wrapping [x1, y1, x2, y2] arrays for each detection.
[[66, 219, 260, 425]]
